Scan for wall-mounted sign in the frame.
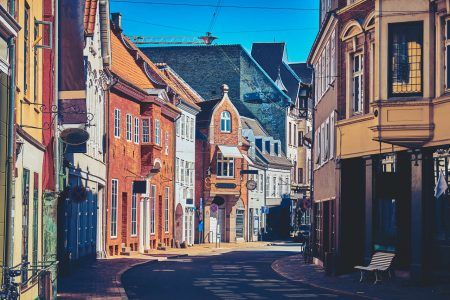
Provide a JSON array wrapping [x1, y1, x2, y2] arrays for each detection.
[[240, 170, 259, 175], [186, 198, 193, 205], [133, 181, 147, 193], [215, 183, 236, 189], [246, 180, 257, 191]]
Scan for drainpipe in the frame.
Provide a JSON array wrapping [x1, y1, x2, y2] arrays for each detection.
[[54, 0, 59, 195], [5, 0, 17, 269]]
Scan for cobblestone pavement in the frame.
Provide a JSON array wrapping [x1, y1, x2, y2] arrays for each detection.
[[122, 247, 360, 299], [271, 253, 450, 300], [57, 242, 269, 299]]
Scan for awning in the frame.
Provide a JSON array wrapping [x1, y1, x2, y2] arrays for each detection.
[[218, 145, 243, 158], [242, 154, 254, 166]]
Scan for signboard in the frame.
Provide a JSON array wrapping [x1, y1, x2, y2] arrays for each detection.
[[133, 181, 147, 193], [186, 198, 193, 205], [215, 183, 237, 189], [246, 180, 257, 191], [240, 170, 259, 175]]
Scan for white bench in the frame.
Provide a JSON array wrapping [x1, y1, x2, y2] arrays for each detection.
[[354, 252, 395, 284]]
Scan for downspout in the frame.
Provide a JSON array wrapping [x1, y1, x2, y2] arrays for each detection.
[[5, 0, 16, 269], [54, 0, 59, 195]]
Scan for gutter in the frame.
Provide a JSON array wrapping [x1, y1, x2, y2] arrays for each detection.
[[5, 0, 16, 269]]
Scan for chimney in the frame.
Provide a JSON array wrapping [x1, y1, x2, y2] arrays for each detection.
[[222, 84, 229, 96], [111, 12, 122, 31]]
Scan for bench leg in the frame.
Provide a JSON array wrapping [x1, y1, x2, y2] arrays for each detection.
[[359, 270, 364, 283], [374, 271, 381, 284]]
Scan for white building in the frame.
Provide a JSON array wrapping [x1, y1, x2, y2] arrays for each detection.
[[158, 64, 203, 246], [242, 117, 292, 241], [64, 0, 110, 260]]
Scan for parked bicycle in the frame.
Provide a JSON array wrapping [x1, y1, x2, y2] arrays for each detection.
[[0, 262, 30, 300]]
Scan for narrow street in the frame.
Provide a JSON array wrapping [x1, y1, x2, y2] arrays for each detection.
[[122, 245, 358, 299]]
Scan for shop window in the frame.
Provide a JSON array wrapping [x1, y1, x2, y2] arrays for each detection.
[[131, 193, 137, 236], [434, 153, 450, 242], [389, 22, 423, 97]]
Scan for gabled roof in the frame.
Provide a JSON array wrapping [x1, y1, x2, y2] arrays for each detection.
[[157, 63, 203, 110], [111, 32, 156, 90], [196, 99, 221, 128], [289, 62, 313, 84], [241, 117, 269, 137], [84, 0, 97, 36], [251, 42, 302, 103]]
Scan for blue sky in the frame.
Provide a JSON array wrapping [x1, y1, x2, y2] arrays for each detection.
[[110, 0, 319, 62]]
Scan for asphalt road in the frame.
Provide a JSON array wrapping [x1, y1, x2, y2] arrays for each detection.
[[122, 244, 359, 299]]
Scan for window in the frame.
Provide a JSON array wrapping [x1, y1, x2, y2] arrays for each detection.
[[150, 185, 156, 234], [114, 109, 121, 138], [181, 159, 185, 184], [165, 131, 169, 155], [32, 172, 38, 276], [24, 4, 30, 94], [164, 187, 169, 232], [176, 117, 180, 136], [265, 175, 270, 197], [352, 53, 364, 114], [265, 141, 271, 154], [330, 112, 335, 159], [176, 158, 180, 182], [155, 119, 161, 145], [293, 124, 297, 146], [134, 117, 139, 143], [216, 152, 234, 177], [111, 179, 118, 237], [331, 29, 336, 79], [289, 122, 292, 145], [389, 22, 423, 96], [298, 168, 304, 184], [324, 118, 330, 161], [181, 115, 186, 138], [191, 118, 195, 140], [272, 177, 277, 196], [186, 116, 191, 140], [142, 119, 150, 143], [445, 19, 450, 90], [236, 209, 245, 238], [189, 162, 194, 186], [21, 169, 30, 282], [220, 111, 231, 132], [259, 174, 263, 193], [131, 193, 137, 236], [126, 114, 132, 141]]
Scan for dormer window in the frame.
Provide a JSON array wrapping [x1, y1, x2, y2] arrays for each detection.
[[265, 141, 271, 154], [220, 111, 231, 132], [255, 138, 262, 151], [274, 142, 279, 156]]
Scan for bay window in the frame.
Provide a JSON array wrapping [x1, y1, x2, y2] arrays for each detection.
[[216, 152, 234, 177], [389, 22, 423, 97]]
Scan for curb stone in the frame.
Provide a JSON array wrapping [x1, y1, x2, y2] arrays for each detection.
[[271, 256, 378, 300]]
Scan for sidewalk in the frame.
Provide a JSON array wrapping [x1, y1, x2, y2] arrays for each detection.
[[271, 254, 450, 300], [58, 242, 269, 299]]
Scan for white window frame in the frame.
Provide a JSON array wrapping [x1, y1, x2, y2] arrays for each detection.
[[155, 119, 161, 145], [150, 185, 156, 234], [134, 117, 139, 144], [352, 52, 364, 114], [126, 114, 132, 141], [331, 29, 336, 79], [216, 152, 234, 178], [131, 193, 137, 236], [176, 117, 181, 136], [220, 111, 231, 133], [181, 115, 186, 138], [142, 118, 150, 143], [176, 158, 180, 182], [164, 187, 169, 233], [330, 112, 335, 159], [111, 179, 118, 237], [114, 109, 120, 138], [181, 159, 185, 184]]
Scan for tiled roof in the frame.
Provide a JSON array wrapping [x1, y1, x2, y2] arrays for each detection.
[[241, 117, 268, 137], [111, 32, 156, 90], [256, 148, 292, 169], [84, 0, 97, 35], [289, 62, 313, 84], [157, 63, 203, 110]]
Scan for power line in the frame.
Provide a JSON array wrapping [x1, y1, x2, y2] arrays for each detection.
[[111, 0, 318, 11], [122, 17, 202, 33], [207, 0, 222, 33], [217, 28, 318, 34]]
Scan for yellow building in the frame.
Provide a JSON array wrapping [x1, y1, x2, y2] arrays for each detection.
[[13, 0, 45, 298], [328, 0, 450, 281]]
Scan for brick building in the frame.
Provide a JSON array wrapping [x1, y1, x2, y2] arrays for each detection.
[[106, 17, 180, 256], [195, 85, 250, 243]]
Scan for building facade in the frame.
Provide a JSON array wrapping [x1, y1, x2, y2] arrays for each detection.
[[195, 85, 250, 243], [310, 0, 450, 281], [157, 64, 203, 247]]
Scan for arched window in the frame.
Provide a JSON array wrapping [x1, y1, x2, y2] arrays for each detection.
[[220, 111, 231, 132]]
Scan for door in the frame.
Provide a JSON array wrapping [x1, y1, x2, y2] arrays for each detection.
[[210, 204, 218, 243], [218, 207, 225, 242], [121, 192, 128, 243]]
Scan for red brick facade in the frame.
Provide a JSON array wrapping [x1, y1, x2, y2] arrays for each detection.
[[195, 85, 250, 242], [105, 27, 179, 256]]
